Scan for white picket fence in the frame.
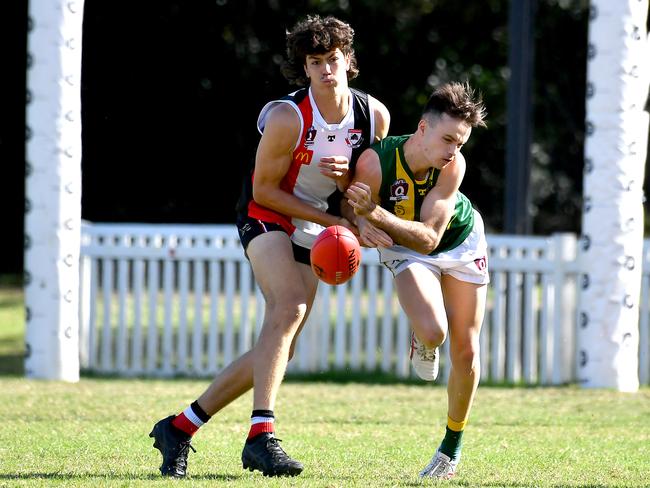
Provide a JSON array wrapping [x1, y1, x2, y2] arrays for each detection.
[[78, 222, 650, 385]]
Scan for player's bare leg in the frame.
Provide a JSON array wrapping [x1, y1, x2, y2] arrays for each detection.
[[196, 236, 318, 414], [394, 263, 447, 380], [444, 275, 486, 426], [196, 263, 316, 415], [151, 232, 317, 478], [420, 275, 486, 479], [240, 231, 318, 476], [288, 265, 320, 358], [245, 232, 318, 411]]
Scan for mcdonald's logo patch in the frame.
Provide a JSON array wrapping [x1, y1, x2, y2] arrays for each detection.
[[295, 150, 313, 164]]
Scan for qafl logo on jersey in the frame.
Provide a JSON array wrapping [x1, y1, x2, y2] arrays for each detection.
[[389, 179, 409, 201], [304, 125, 317, 147], [345, 129, 363, 148]]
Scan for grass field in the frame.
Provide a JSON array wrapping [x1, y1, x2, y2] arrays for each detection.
[[1, 285, 650, 487]]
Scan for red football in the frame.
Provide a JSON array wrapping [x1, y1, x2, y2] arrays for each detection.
[[310, 225, 361, 285]]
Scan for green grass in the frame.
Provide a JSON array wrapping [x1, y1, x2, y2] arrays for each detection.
[[1, 379, 649, 487], [2, 286, 650, 487]]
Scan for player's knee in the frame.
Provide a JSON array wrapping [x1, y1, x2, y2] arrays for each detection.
[[283, 301, 308, 323], [417, 327, 446, 348], [451, 343, 480, 373], [266, 287, 307, 312], [266, 299, 308, 333]]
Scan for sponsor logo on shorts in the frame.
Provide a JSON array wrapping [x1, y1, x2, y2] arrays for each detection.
[[383, 259, 407, 277], [474, 256, 487, 271]]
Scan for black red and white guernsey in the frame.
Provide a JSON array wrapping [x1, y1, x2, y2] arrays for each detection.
[[236, 87, 378, 249]]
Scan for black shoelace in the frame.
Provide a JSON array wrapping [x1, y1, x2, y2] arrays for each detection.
[[169, 440, 196, 468], [265, 437, 292, 462]]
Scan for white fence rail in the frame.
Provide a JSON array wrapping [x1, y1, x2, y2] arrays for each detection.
[[78, 222, 650, 385]]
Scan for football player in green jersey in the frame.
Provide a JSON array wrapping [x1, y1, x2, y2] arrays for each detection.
[[346, 81, 488, 480]]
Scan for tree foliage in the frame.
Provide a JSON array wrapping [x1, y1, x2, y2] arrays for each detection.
[[80, 0, 593, 233]]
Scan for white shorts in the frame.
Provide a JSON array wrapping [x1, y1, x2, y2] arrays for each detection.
[[378, 209, 489, 285]]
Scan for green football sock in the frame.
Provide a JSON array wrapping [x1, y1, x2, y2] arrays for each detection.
[[439, 426, 464, 461]]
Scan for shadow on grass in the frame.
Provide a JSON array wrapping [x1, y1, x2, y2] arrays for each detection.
[[449, 483, 615, 488], [77, 368, 561, 388], [0, 474, 619, 488], [284, 370, 556, 387], [78, 368, 432, 386], [0, 472, 249, 481], [285, 369, 429, 385]]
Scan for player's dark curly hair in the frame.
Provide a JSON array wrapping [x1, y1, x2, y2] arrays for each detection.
[[281, 15, 359, 86], [423, 82, 487, 128]]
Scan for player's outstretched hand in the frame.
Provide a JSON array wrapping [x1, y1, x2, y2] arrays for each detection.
[[335, 217, 359, 237], [319, 156, 350, 191], [356, 217, 393, 248]]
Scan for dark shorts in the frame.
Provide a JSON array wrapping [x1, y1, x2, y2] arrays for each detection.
[[236, 216, 311, 265]]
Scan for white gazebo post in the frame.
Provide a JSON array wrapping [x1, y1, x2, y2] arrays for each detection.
[[24, 0, 85, 381], [579, 0, 649, 391]]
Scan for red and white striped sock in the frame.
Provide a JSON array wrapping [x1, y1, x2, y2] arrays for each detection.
[[171, 401, 210, 436], [247, 410, 275, 440]]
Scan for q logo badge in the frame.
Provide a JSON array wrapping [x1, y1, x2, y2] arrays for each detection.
[[389, 179, 409, 201]]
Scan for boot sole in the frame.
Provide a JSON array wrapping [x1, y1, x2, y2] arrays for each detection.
[[242, 457, 303, 477]]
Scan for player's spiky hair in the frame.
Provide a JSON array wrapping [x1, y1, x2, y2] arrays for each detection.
[[423, 82, 487, 128]]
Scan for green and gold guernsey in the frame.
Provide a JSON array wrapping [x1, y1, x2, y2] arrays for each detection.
[[370, 135, 474, 255]]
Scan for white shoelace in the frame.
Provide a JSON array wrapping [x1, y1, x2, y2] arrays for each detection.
[[416, 342, 437, 362], [419, 451, 456, 479]]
